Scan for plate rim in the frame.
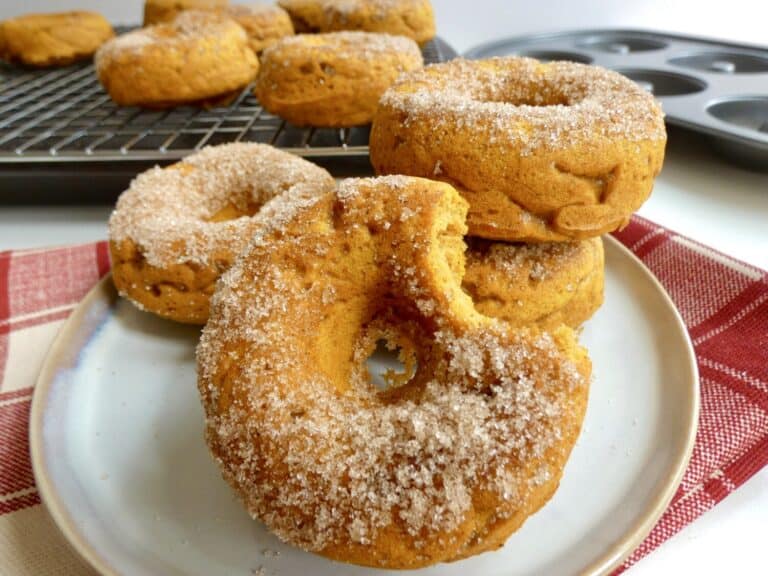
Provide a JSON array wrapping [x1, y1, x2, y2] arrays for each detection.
[[29, 235, 700, 576]]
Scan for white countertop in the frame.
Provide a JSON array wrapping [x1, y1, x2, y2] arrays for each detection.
[[1, 1, 767, 574]]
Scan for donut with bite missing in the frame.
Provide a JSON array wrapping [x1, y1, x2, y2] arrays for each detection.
[[197, 175, 591, 568]]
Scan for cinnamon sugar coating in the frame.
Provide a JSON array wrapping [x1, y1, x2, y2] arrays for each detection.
[[143, 1, 296, 53], [197, 175, 590, 568], [143, 0, 228, 25], [108, 143, 335, 323], [224, 4, 295, 53], [256, 31, 423, 127], [278, 0, 435, 45], [370, 57, 667, 242]]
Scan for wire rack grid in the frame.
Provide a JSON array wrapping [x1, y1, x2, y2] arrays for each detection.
[[0, 38, 454, 164]]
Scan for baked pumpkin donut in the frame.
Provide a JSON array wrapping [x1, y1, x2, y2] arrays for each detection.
[[144, 1, 294, 53], [464, 237, 604, 329], [0, 11, 114, 67], [370, 57, 667, 242], [255, 31, 422, 126], [198, 175, 591, 568], [278, 0, 435, 45], [109, 143, 335, 324], [95, 11, 259, 108], [143, 0, 228, 26], [225, 4, 294, 53]]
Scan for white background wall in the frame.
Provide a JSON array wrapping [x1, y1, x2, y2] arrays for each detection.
[[0, 0, 765, 53]]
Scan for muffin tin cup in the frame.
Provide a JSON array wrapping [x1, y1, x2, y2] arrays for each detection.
[[465, 29, 768, 171]]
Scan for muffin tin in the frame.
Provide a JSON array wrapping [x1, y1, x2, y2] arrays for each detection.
[[465, 30, 768, 171]]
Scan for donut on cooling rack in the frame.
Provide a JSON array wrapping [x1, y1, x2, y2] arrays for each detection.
[[108, 143, 335, 324], [95, 11, 259, 108], [278, 0, 436, 45], [143, 0, 295, 53], [255, 31, 423, 126], [0, 11, 114, 67], [370, 57, 667, 242], [463, 237, 604, 329], [143, 0, 228, 26], [223, 4, 295, 53], [197, 175, 591, 568]]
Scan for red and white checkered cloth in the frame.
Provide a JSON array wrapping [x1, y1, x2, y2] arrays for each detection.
[[0, 217, 766, 575]]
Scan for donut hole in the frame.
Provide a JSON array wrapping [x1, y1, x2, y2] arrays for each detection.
[[366, 338, 416, 392], [484, 87, 570, 108], [357, 323, 420, 395], [206, 201, 262, 222], [476, 72, 572, 107]]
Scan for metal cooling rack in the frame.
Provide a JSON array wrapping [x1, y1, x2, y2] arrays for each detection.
[[0, 37, 455, 164]]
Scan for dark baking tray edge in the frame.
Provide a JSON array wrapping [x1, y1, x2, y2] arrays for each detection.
[[464, 28, 768, 59]]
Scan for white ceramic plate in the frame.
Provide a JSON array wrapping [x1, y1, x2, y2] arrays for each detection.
[[30, 236, 698, 576]]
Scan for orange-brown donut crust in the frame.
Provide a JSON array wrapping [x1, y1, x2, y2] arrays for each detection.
[[144, 1, 295, 54], [197, 175, 590, 568], [463, 237, 604, 329], [95, 11, 259, 108], [255, 31, 422, 127], [143, 0, 228, 26], [370, 57, 667, 242], [225, 4, 295, 53], [278, 0, 435, 45], [109, 143, 335, 324], [0, 12, 114, 67]]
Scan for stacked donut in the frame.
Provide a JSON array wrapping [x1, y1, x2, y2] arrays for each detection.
[[370, 56, 667, 328]]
